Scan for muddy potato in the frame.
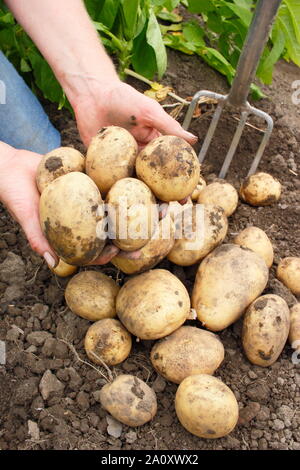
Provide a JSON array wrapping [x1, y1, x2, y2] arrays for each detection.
[[175, 374, 239, 439], [136, 135, 200, 202], [65, 271, 120, 321], [36, 147, 85, 193], [167, 204, 228, 266], [106, 177, 157, 252], [99, 374, 157, 426], [116, 269, 190, 340], [111, 214, 175, 274], [197, 180, 238, 217], [289, 304, 300, 351], [191, 176, 207, 201], [239, 172, 281, 206], [233, 226, 274, 268], [40, 172, 106, 265], [277, 257, 300, 296], [192, 244, 269, 331], [84, 318, 131, 366], [151, 326, 224, 384], [86, 126, 138, 196], [242, 295, 290, 367], [51, 259, 78, 277]]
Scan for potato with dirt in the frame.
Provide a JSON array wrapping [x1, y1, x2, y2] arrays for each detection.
[[39, 172, 106, 265], [86, 126, 138, 196], [276, 257, 300, 296], [84, 318, 132, 366], [289, 304, 300, 351], [242, 294, 290, 367], [116, 269, 191, 340], [175, 374, 239, 439], [106, 177, 157, 252], [197, 180, 238, 216], [111, 214, 175, 274], [150, 326, 224, 384], [65, 271, 120, 321], [167, 204, 228, 266], [51, 259, 78, 277], [136, 135, 200, 202], [192, 244, 269, 331], [233, 226, 274, 268], [239, 172, 281, 206], [36, 147, 85, 193], [99, 374, 157, 426]]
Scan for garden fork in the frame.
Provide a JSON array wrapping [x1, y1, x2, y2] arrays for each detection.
[[183, 0, 282, 178]]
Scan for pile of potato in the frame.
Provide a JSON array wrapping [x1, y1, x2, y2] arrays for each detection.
[[37, 126, 300, 440]]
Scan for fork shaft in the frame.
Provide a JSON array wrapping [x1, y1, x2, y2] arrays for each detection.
[[228, 0, 282, 108]]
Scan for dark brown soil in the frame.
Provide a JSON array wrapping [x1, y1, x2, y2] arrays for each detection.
[[0, 48, 299, 450]]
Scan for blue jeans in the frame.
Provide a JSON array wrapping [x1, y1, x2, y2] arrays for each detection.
[[0, 51, 61, 153]]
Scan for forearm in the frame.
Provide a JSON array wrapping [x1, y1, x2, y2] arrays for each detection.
[[5, 0, 120, 106], [0, 141, 16, 172]]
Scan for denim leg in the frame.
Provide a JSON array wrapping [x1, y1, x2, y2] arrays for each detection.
[[0, 51, 61, 154]]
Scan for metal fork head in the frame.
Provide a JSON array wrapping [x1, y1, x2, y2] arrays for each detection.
[[182, 90, 274, 179]]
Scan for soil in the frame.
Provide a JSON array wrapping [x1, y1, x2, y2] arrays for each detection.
[[0, 47, 299, 451]]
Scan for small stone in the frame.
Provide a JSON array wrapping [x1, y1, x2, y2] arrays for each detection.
[[125, 430, 137, 444], [31, 304, 49, 320], [26, 345, 38, 354], [28, 420, 40, 440], [76, 391, 90, 411], [248, 370, 258, 380], [39, 370, 64, 400], [27, 331, 52, 347], [152, 375, 166, 393], [238, 402, 261, 425], [6, 326, 24, 342], [272, 419, 285, 431], [106, 416, 122, 438], [277, 405, 294, 421], [277, 377, 285, 386]]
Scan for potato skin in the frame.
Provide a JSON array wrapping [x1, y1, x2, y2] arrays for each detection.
[[150, 326, 224, 384], [289, 304, 300, 350], [40, 172, 105, 265], [51, 259, 78, 278], [136, 135, 200, 202], [192, 244, 269, 331], [116, 269, 190, 340], [65, 271, 120, 321], [111, 215, 175, 274], [100, 374, 157, 426], [233, 226, 274, 268], [191, 176, 207, 201], [175, 374, 239, 439], [242, 295, 290, 367], [239, 172, 281, 206], [106, 177, 157, 252], [86, 126, 138, 196], [36, 147, 85, 193], [167, 204, 228, 266], [197, 180, 238, 217], [277, 257, 300, 296], [84, 318, 131, 366]]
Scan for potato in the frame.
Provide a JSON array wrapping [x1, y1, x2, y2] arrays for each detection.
[[86, 126, 138, 196], [51, 259, 78, 277], [242, 295, 290, 367], [99, 374, 157, 426], [136, 135, 200, 202], [289, 304, 300, 351], [65, 271, 119, 321], [277, 257, 300, 296], [192, 244, 269, 331], [116, 269, 190, 340], [239, 172, 281, 206], [233, 226, 274, 268], [36, 147, 85, 193], [106, 177, 157, 252], [84, 318, 131, 366], [175, 374, 239, 439], [191, 176, 207, 201], [111, 214, 175, 274], [167, 204, 228, 266], [197, 180, 238, 217], [150, 326, 224, 384], [40, 172, 106, 265]]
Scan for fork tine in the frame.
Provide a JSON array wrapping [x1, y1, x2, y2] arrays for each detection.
[[198, 100, 225, 164], [247, 107, 274, 176]]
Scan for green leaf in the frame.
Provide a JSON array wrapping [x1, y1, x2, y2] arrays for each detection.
[[276, 2, 300, 66], [257, 26, 286, 84], [120, 0, 139, 40], [222, 2, 253, 27], [20, 57, 31, 72], [182, 21, 205, 46], [157, 9, 182, 22], [98, 0, 120, 29], [146, 10, 167, 78], [187, 0, 215, 14], [132, 23, 158, 78], [283, 0, 300, 43]]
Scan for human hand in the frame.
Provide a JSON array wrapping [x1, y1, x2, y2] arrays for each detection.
[[73, 81, 197, 148]]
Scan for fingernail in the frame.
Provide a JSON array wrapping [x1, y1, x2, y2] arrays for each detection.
[[43, 252, 56, 269], [185, 132, 198, 142]]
